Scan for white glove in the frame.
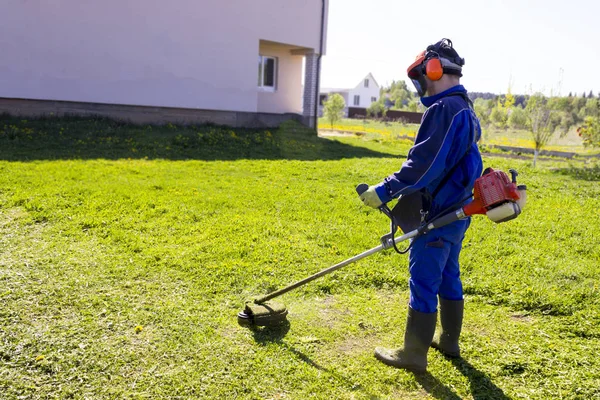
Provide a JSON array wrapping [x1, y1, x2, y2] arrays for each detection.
[[359, 186, 383, 209]]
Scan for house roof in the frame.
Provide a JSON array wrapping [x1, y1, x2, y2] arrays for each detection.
[[364, 73, 380, 89]]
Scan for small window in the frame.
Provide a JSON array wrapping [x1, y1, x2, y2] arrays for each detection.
[[353, 95, 360, 106], [371, 97, 377, 102], [364, 79, 369, 88], [258, 55, 277, 91]]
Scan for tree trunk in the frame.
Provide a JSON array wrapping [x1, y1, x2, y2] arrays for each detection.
[[533, 148, 539, 168]]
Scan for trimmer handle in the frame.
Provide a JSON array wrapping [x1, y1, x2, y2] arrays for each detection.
[[356, 183, 394, 220], [509, 169, 518, 184], [355, 183, 369, 196]]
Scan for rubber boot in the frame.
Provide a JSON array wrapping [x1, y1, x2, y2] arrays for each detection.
[[431, 297, 464, 358], [374, 307, 437, 373]]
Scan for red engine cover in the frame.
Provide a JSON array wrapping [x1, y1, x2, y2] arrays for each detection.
[[463, 169, 521, 216], [474, 169, 520, 208]]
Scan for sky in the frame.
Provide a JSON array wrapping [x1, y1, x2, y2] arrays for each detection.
[[320, 0, 600, 96]]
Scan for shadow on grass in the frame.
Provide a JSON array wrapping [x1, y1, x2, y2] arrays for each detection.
[[249, 321, 291, 343], [250, 322, 381, 399], [414, 372, 462, 400], [553, 165, 600, 181], [415, 356, 509, 400], [451, 357, 509, 400], [0, 116, 400, 161]]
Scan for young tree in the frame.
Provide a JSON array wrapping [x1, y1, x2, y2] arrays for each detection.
[[323, 94, 346, 129], [526, 93, 566, 167], [503, 90, 516, 110]]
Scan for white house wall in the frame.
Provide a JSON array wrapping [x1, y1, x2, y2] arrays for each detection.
[[0, 0, 328, 113], [348, 77, 380, 108]]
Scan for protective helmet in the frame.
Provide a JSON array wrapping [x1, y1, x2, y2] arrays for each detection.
[[407, 38, 465, 97]]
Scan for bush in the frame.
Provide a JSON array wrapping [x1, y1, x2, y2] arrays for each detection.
[[578, 116, 600, 147], [508, 106, 529, 129], [367, 101, 386, 118], [490, 106, 508, 128]]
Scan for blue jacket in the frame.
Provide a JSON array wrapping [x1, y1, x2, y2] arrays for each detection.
[[374, 85, 483, 218]]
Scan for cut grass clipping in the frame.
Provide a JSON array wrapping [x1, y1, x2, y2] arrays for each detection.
[[1, 116, 599, 399]]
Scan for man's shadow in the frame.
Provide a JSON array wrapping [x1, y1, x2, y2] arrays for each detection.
[[249, 322, 381, 399], [449, 356, 509, 400], [414, 372, 463, 400], [416, 353, 510, 400], [248, 323, 508, 399]]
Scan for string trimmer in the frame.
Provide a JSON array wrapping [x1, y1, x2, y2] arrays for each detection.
[[238, 168, 527, 327]]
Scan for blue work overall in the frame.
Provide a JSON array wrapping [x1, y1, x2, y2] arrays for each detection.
[[374, 85, 483, 313]]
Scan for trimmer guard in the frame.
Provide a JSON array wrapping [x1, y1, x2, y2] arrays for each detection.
[[237, 301, 288, 327]]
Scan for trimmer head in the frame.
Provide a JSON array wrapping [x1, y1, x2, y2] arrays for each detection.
[[237, 301, 289, 327]]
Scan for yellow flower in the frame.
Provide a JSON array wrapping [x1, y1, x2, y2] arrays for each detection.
[[135, 325, 143, 334], [36, 355, 45, 362]]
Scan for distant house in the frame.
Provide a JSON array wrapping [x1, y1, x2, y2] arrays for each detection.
[[0, 1, 329, 128], [319, 73, 380, 115]]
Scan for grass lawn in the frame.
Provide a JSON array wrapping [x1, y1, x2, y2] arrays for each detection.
[[318, 118, 420, 141], [482, 127, 596, 155], [1, 116, 599, 399], [319, 118, 599, 156]]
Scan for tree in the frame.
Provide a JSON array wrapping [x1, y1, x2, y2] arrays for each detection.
[[490, 102, 508, 128], [570, 96, 587, 122], [473, 98, 493, 126], [503, 90, 516, 110], [323, 94, 346, 129], [548, 96, 571, 113], [489, 87, 515, 129], [367, 99, 386, 118], [525, 93, 566, 167], [508, 105, 528, 129], [381, 80, 411, 110], [578, 116, 600, 147], [406, 98, 419, 112], [581, 98, 599, 119]]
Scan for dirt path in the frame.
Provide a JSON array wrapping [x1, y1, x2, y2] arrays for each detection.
[[318, 129, 363, 137]]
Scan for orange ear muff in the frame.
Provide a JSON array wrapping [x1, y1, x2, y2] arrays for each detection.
[[425, 58, 443, 81]]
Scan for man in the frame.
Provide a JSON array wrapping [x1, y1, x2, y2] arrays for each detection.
[[359, 38, 483, 373]]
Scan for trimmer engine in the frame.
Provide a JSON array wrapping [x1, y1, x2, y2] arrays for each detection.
[[463, 168, 527, 223]]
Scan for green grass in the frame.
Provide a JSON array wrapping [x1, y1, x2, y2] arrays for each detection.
[[318, 118, 420, 140], [1, 116, 599, 399], [319, 118, 600, 156], [482, 127, 597, 155]]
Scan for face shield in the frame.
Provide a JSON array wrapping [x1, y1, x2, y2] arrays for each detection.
[[407, 51, 428, 97], [406, 39, 465, 98]]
